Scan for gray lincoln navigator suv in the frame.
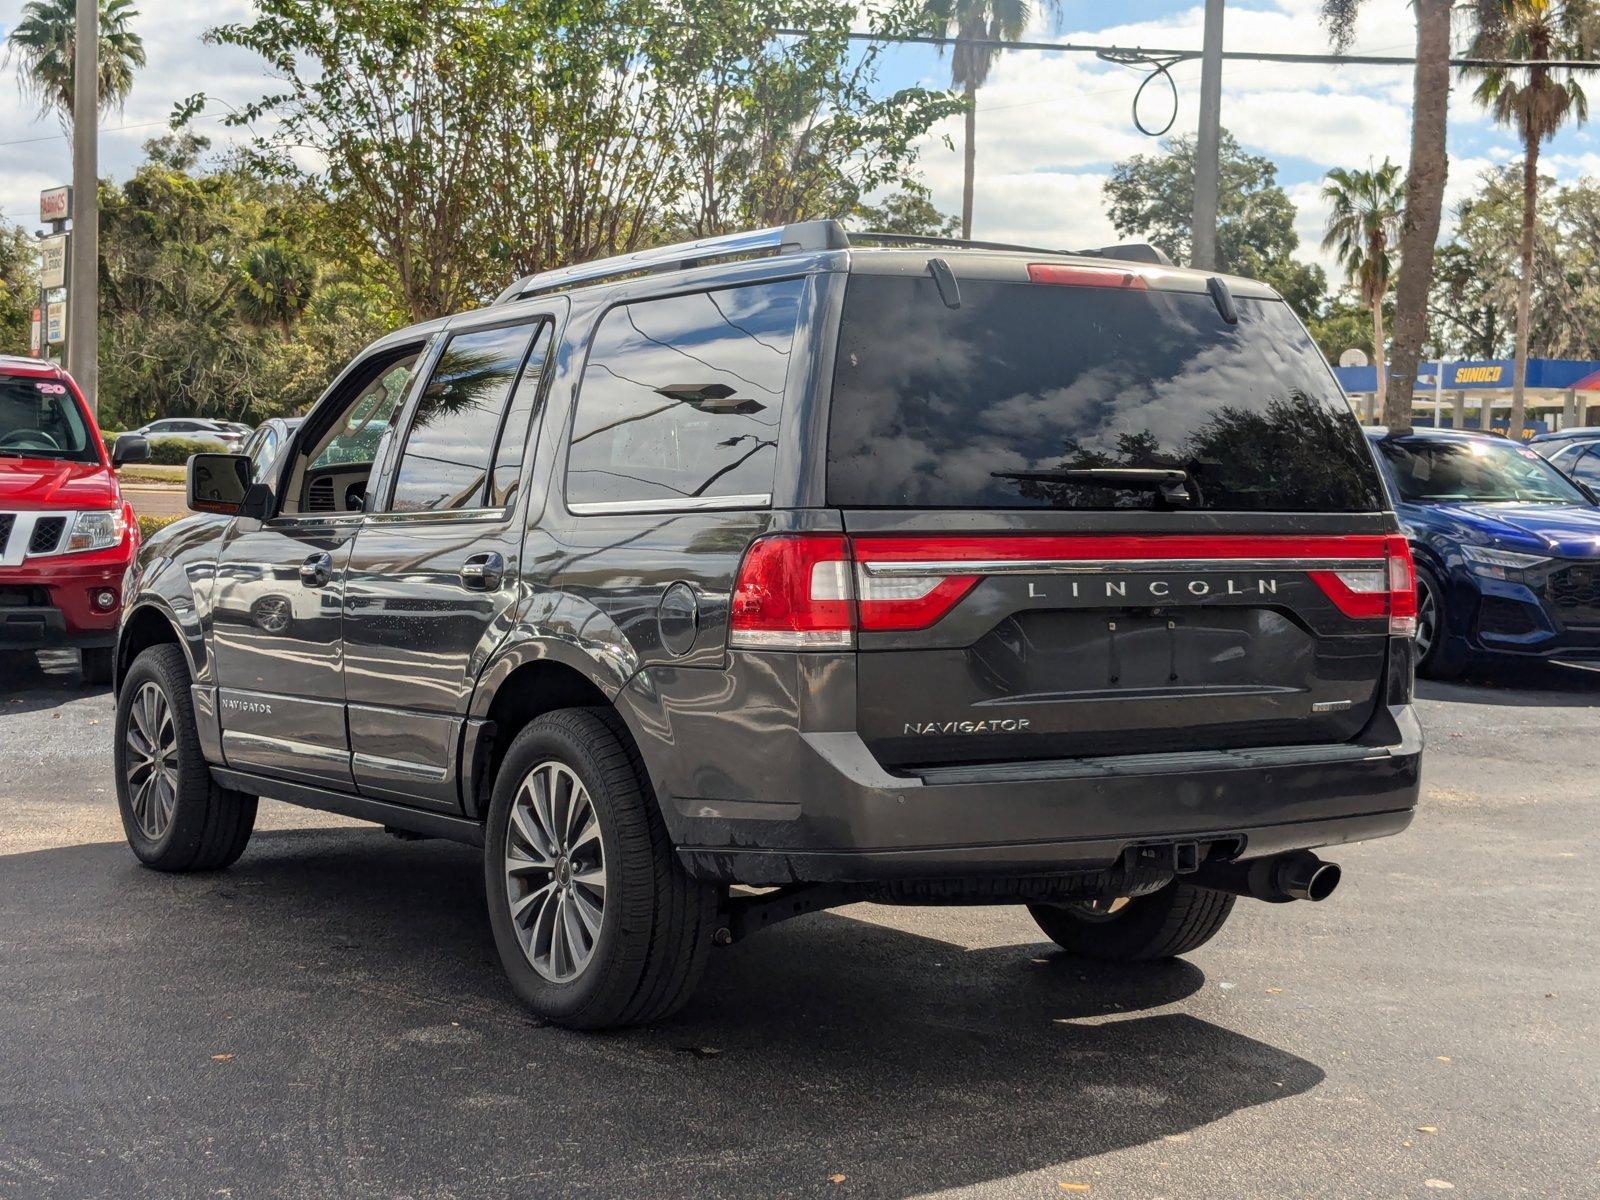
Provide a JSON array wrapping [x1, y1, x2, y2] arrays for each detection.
[[112, 221, 1421, 1029]]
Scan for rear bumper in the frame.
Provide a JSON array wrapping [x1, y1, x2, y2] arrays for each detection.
[[621, 656, 1422, 886]]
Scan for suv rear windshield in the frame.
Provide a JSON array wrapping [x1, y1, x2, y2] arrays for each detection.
[[0, 376, 97, 463], [827, 273, 1382, 512]]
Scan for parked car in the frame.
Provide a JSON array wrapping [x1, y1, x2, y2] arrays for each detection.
[[1369, 426, 1600, 677], [1528, 427, 1600, 490], [1529, 426, 1600, 459], [122, 417, 244, 452], [240, 417, 302, 481], [113, 222, 1420, 1028], [0, 355, 149, 683]]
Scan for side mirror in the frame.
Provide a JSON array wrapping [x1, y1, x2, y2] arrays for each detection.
[[187, 453, 255, 515], [111, 433, 150, 467]]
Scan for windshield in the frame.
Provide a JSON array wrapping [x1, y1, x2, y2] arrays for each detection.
[[1376, 437, 1588, 505], [0, 376, 98, 463], [827, 274, 1383, 512]]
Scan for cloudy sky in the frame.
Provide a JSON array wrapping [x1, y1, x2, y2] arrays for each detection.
[[2, 0, 1597, 279]]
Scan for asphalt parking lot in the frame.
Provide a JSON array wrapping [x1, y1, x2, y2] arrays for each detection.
[[1, 651, 1596, 1200]]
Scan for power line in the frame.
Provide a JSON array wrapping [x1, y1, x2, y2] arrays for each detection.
[[772, 27, 1600, 71]]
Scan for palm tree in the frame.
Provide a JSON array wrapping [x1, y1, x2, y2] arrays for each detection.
[[238, 242, 317, 339], [1321, 0, 1453, 435], [4, 0, 146, 131], [922, 0, 1057, 238], [1322, 161, 1406, 417], [1467, 0, 1600, 438]]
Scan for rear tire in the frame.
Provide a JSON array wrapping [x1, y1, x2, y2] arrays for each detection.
[[1028, 882, 1235, 961], [80, 646, 114, 686], [483, 707, 717, 1030], [114, 644, 257, 871]]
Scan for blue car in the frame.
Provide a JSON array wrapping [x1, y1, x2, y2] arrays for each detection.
[[1367, 428, 1600, 677]]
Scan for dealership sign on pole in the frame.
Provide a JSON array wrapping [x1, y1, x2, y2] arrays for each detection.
[[45, 301, 66, 346], [39, 234, 68, 290], [39, 186, 71, 225], [30, 308, 42, 357]]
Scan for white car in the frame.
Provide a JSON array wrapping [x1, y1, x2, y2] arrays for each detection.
[[123, 418, 244, 452]]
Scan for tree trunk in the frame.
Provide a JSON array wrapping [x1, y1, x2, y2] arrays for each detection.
[[1509, 142, 1538, 440], [1371, 299, 1388, 417], [1384, 0, 1452, 435], [962, 79, 977, 240]]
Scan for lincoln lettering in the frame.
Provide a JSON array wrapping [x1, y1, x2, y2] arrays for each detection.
[[1026, 577, 1281, 600]]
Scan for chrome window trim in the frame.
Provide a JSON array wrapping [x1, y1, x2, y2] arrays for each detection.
[[568, 493, 772, 516], [362, 507, 510, 525], [858, 557, 1383, 578]]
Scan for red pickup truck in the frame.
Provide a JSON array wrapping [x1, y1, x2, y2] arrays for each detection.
[[1, 356, 148, 684]]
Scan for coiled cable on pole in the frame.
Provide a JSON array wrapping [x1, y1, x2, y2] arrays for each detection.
[[1095, 50, 1188, 137]]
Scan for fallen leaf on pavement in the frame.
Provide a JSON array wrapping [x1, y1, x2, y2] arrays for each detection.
[[1058, 1184, 1091, 1193], [1265, 987, 1283, 994], [828, 1174, 847, 1184], [1417, 1126, 1437, 1134], [1424, 1180, 1455, 1190], [210, 1054, 234, 1062], [1435, 1056, 1451, 1063]]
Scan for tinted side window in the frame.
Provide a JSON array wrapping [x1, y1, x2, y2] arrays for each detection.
[[1572, 448, 1600, 486], [488, 323, 553, 508], [390, 323, 539, 513], [566, 279, 804, 509]]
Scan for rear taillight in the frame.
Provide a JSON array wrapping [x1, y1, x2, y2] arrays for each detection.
[[729, 534, 979, 649], [1308, 534, 1417, 636], [729, 534, 854, 649]]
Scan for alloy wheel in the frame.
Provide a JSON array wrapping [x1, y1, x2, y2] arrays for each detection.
[[503, 760, 608, 983], [1415, 577, 1438, 660], [124, 682, 178, 840], [1069, 895, 1132, 922]]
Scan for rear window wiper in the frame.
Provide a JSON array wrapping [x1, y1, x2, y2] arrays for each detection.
[[991, 467, 1198, 508]]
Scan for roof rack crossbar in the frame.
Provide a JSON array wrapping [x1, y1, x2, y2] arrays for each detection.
[[845, 230, 1172, 266], [496, 219, 851, 303]]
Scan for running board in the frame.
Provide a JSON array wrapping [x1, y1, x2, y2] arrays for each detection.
[[209, 767, 485, 847]]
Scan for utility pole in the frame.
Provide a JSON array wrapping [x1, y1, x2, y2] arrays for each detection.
[[1190, 0, 1225, 271], [68, 0, 99, 414]]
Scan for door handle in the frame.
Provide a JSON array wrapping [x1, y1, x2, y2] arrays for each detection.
[[299, 552, 333, 588], [460, 551, 504, 591]]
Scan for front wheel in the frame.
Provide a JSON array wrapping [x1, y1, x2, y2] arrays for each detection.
[[1414, 562, 1466, 680], [1029, 882, 1235, 961], [483, 708, 717, 1030], [114, 644, 257, 871]]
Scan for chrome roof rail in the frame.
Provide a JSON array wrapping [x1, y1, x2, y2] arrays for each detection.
[[492, 221, 1174, 304], [494, 219, 851, 303]]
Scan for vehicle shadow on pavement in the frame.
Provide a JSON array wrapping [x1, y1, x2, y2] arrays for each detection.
[[0, 829, 1323, 1200], [0, 649, 105, 712], [1417, 660, 1600, 707]]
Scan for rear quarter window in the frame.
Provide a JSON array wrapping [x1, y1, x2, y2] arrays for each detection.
[[827, 273, 1383, 513], [565, 279, 805, 510]]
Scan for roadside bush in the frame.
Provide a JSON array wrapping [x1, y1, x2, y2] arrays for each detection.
[[147, 437, 224, 465], [137, 514, 182, 541]]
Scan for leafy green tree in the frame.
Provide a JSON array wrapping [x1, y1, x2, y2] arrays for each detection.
[[920, 0, 1059, 238], [1321, 159, 1404, 412], [207, 0, 958, 319], [1103, 130, 1327, 322], [1467, 0, 1600, 437], [850, 184, 961, 236], [0, 221, 37, 354], [1307, 294, 1379, 363], [1431, 166, 1600, 361], [96, 134, 395, 428], [1320, 0, 1454, 435], [4, 0, 146, 130]]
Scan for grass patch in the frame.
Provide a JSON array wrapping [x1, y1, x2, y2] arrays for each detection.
[[118, 464, 186, 485]]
